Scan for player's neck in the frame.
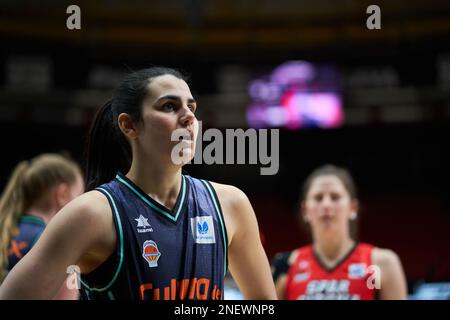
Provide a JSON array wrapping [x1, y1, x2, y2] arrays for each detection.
[[25, 207, 53, 224], [314, 236, 355, 265], [126, 160, 182, 211]]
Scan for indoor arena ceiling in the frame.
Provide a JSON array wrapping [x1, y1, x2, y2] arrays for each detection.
[[1, 0, 450, 49]]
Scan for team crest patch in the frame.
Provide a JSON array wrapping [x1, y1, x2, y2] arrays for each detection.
[[348, 263, 367, 279], [190, 216, 216, 244], [142, 240, 161, 268]]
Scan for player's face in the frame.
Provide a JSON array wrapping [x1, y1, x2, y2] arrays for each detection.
[[68, 172, 85, 201], [303, 175, 354, 236], [56, 172, 85, 211], [137, 74, 198, 166]]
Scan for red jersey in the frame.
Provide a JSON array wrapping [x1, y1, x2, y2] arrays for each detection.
[[286, 243, 377, 300]]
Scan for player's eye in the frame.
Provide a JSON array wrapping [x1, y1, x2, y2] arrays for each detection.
[[314, 194, 323, 202], [188, 104, 197, 113], [162, 103, 176, 112], [331, 194, 341, 202]]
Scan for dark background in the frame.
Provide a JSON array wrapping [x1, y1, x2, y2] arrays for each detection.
[[1, 0, 450, 292]]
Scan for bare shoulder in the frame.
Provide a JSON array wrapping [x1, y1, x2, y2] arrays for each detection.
[[372, 247, 408, 299], [209, 181, 248, 206], [207, 181, 252, 224], [53, 190, 116, 272], [372, 247, 402, 269], [76, 190, 111, 214], [288, 248, 300, 265], [208, 181, 253, 245], [45, 190, 114, 244], [59, 190, 112, 224], [71, 189, 110, 210]]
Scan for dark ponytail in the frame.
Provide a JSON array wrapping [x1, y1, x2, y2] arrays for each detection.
[[85, 99, 131, 191], [85, 67, 187, 191]]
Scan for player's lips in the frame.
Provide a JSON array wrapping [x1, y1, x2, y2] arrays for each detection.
[[320, 215, 334, 223], [177, 128, 194, 141], [178, 135, 193, 142], [186, 130, 195, 141]]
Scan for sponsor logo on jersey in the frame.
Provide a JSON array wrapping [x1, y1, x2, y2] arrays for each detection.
[[139, 277, 222, 300], [298, 260, 309, 270], [142, 240, 161, 268], [190, 216, 216, 244], [299, 279, 360, 300], [8, 240, 28, 259], [135, 214, 153, 233], [348, 263, 367, 279], [294, 272, 310, 283]]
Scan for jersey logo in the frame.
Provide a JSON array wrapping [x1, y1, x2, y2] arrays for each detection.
[[198, 221, 209, 234], [8, 240, 28, 259], [348, 263, 367, 279], [142, 240, 161, 268], [294, 272, 310, 283], [298, 260, 309, 270], [135, 214, 153, 233], [190, 216, 216, 244]]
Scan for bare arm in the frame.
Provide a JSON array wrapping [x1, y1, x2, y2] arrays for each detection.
[[212, 183, 277, 300], [0, 191, 113, 299], [372, 248, 408, 300], [274, 275, 287, 299], [52, 277, 80, 300]]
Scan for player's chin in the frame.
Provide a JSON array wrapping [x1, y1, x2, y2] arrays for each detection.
[[319, 219, 335, 230], [182, 146, 195, 161], [170, 148, 195, 166], [181, 153, 195, 165]]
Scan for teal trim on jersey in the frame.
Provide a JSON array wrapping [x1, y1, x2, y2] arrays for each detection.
[[107, 291, 115, 300], [115, 174, 186, 222], [80, 187, 124, 292], [200, 180, 228, 278], [20, 215, 46, 247], [20, 215, 46, 227], [84, 290, 90, 300]]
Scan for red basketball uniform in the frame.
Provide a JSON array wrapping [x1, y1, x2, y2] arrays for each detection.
[[286, 243, 378, 300]]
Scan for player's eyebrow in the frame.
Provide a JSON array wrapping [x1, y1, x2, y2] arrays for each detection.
[[157, 95, 197, 105]]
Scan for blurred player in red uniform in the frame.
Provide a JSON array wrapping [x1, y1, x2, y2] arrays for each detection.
[[272, 164, 407, 300]]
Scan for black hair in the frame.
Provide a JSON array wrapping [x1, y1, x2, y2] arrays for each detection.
[[85, 67, 186, 191]]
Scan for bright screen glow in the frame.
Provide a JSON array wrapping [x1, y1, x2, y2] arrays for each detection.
[[247, 61, 344, 129]]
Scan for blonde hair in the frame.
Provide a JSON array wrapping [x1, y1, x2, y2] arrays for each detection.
[[0, 153, 81, 282]]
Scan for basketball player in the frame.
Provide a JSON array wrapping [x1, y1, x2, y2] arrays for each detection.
[[272, 165, 407, 300], [0, 154, 84, 299], [0, 67, 277, 300]]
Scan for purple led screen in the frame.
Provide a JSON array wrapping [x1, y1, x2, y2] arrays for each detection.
[[247, 61, 344, 129]]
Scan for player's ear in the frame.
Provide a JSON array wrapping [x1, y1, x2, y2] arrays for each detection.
[[118, 113, 139, 140], [300, 201, 309, 223], [350, 199, 359, 220], [54, 183, 70, 209]]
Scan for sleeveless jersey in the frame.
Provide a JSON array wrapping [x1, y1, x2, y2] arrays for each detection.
[[286, 243, 377, 300], [80, 172, 228, 300], [7, 215, 46, 271]]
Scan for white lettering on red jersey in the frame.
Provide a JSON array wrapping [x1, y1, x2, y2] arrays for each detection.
[[286, 243, 378, 300]]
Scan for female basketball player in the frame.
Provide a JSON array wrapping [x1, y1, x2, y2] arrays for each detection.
[[272, 165, 407, 300], [0, 67, 276, 300], [0, 153, 84, 299]]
